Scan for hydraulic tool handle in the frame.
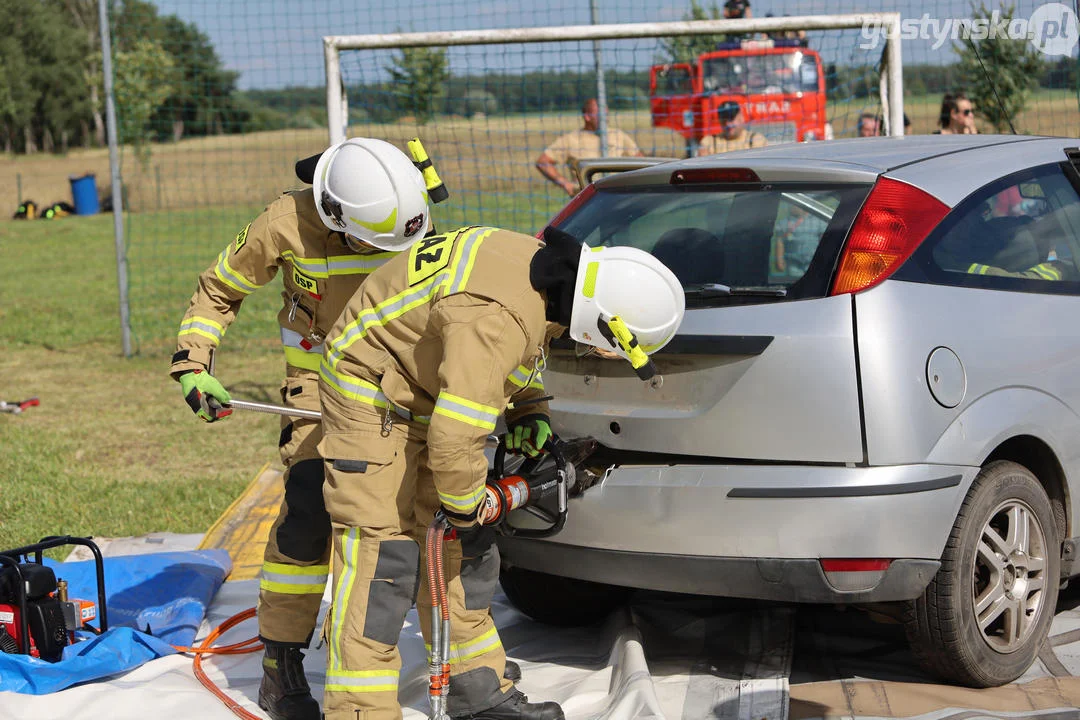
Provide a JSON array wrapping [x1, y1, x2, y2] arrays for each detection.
[[490, 435, 568, 538], [221, 398, 322, 421], [492, 433, 564, 480]]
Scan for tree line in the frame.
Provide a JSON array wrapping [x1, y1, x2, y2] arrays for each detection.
[[0, 0, 243, 155], [240, 59, 1072, 130], [1, 0, 1072, 155]]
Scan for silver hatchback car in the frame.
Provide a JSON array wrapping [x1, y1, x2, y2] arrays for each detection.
[[497, 135, 1080, 688]]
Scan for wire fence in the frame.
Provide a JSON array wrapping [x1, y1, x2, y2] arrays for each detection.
[[1, 0, 1076, 355], [333, 22, 894, 234]]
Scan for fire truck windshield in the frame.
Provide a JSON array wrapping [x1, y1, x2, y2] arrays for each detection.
[[702, 51, 817, 95], [655, 66, 693, 95]]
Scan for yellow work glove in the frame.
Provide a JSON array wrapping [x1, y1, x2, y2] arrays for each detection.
[[179, 370, 233, 422], [505, 414, 553, 458]]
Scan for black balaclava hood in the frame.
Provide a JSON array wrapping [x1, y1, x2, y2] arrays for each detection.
[[530, 226, 582, 326]]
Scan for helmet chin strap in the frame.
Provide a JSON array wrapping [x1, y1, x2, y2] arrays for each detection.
[[344, 233, 373, 253]]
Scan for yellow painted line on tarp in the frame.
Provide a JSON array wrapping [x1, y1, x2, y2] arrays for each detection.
[[198, 461, 285, 582]]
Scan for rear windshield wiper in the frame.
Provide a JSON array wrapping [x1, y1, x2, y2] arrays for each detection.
[[683, 283, 788, 298]]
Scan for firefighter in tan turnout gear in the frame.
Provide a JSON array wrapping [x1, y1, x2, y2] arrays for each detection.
[[170, 137, 434, 720], [317, 224, 685, 720]]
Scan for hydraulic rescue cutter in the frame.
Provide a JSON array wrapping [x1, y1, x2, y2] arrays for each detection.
[[425, 436, 598, 720]]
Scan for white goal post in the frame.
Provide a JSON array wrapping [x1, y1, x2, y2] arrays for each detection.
[[322, 13, 904, 143]]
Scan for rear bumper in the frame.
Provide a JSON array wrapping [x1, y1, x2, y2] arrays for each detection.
[[497, 539, 941, 602], [497, 461, 978, 602]]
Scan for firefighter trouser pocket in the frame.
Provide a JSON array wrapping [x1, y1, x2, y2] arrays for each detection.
[[319, 426, 400, 530], [279, 374, 321, 465]]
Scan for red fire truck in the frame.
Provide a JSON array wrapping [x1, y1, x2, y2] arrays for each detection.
[[649, 39, 827, 153]]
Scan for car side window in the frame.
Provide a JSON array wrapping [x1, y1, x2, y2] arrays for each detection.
[[918, 165, 1080, 292]]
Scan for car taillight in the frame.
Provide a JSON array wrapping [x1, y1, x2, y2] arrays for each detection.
[[537, 184, 597, 238], [670, 167, 760, 184], [820, 559, 892, 592], [830, 177, 949, 295]]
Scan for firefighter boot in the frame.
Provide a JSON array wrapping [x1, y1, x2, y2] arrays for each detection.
[[257, 642, 321, 720], [456, 690, 564, 720], [504, 659, 521, 683]]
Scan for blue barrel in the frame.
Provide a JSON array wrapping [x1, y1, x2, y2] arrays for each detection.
[[69, 174, 100, 216]]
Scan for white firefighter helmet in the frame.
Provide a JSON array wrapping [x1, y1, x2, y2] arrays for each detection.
[[312, 138, 431, 251], [569, 243, 685, 379]]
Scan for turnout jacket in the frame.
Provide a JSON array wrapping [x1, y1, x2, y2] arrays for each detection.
[[170, 188, 395, 378], [319, 226, 557, 521]]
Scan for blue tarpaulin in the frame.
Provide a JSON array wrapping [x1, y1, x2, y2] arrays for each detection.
[[0, 549, 230, 694]]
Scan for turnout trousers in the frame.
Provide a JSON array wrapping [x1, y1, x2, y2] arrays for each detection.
[[318, 388, 513, 720], [257, 366, 333, 646]]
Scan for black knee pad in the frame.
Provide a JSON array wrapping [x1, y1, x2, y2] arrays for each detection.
[[276, 458, 331, 562], [459, 526, 499, 611], [363, 539, 421, 645], [447, 667, 509, 716]]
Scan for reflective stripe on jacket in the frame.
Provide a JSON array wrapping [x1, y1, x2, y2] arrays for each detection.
[[319, 226, 559, 519], [170, 188, 393, 377]]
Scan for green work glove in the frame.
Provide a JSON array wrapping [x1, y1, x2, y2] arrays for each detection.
[[179, 370, 233, 422], [505, 414, 553, 458]]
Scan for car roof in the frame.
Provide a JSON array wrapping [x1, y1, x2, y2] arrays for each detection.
[[598, 135, 1079, 206], [685, 134, 1043, 172]]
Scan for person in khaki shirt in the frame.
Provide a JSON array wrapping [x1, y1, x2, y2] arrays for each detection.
[[169, 138, 434, 720], [535, 97, 643, 195], [316, 226, 685, 720], [697, 101, 768, 156]]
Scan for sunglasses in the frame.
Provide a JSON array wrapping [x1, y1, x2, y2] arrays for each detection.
[[959, 108, 974, 116]]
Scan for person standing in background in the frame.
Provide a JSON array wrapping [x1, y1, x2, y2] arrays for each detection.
[[535, 98, 643, 196], [936, 92, 978, 134]]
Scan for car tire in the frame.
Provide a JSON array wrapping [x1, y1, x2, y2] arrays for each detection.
[[499, 566, 630, 627], [903, 460, 1060, 687]]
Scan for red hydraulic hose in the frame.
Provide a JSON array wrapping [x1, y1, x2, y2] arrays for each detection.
[[172, 606, 263, 720]]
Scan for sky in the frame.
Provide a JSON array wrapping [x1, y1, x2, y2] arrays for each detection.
[[150, 0, 1074, 90]]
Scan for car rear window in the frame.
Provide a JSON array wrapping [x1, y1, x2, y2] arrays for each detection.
[[554, 183, 871, 303]]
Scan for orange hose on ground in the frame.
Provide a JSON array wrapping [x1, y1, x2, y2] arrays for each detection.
[[173, 606, 264, 720]]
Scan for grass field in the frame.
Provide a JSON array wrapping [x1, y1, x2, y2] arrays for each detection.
[[0, 212, 284, 551]]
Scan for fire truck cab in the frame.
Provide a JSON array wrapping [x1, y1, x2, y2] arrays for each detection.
[[649, 39, 827, 154]]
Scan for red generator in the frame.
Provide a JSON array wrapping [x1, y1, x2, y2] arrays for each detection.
[[0, 536, 107, 662]]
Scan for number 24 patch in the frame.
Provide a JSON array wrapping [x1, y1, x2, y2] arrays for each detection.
[[407, 234, 453, 286]]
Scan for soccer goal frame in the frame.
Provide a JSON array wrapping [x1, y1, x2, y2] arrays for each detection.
[[322, 13, 904, 144]]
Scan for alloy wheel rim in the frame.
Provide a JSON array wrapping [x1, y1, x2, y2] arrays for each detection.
[[971, 498, 1048, 653]]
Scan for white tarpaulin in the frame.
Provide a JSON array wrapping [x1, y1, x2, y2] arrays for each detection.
[[4, 534, 1080, 720]]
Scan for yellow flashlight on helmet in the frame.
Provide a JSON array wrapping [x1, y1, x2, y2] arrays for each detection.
[[408, 138, 449, 204]]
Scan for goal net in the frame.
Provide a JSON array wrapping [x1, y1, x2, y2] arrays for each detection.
[[325, 14, 903, 234]]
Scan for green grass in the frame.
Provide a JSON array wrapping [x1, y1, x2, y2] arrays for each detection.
[[0, 212, 284, 551]]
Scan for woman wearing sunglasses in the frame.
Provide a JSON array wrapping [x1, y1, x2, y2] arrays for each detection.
[[936, 91, 979, 134]]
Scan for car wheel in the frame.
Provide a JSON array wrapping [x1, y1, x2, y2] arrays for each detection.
[[904, 460, 1060, 687], [499, 566, 630, 627]]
